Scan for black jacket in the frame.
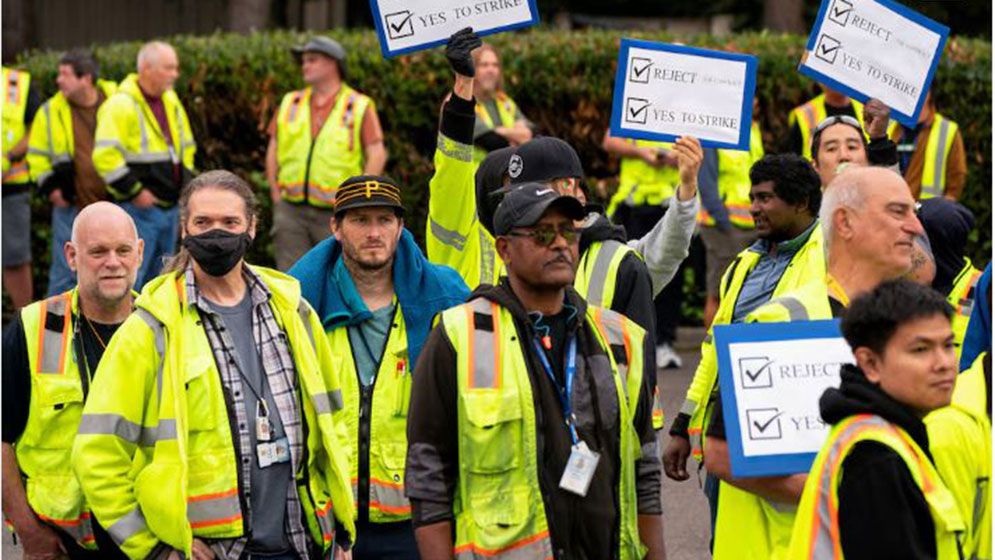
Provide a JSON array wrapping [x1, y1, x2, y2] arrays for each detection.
[[405, 280, 661, 559], [818, 365, 939, 560]]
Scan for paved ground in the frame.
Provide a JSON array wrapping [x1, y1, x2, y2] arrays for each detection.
[[3, 328, 712, 560]]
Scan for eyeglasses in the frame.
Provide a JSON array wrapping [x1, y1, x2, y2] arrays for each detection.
[[813, 114, 863, 136], [506, 224, 579, 247]]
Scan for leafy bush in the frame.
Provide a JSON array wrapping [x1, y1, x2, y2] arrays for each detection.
[[15, 29, 991, 297]]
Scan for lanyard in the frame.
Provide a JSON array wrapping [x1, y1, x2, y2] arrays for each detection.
[[532, 335, 580, 444]]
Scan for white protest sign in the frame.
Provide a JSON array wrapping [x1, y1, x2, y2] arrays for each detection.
[[369, 0, 539, 57], [715, 321, 855, 477], [609, 39, 757, 150], [799, 0, 949, 126]]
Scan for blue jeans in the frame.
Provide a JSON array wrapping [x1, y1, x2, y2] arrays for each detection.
[[120, 202, 179, 290], [46, 205, 79, 297]]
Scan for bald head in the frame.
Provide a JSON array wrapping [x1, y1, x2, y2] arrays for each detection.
[[821, 166, 924, 280], [136, 41, 179, 96], [67, 203, 144, 307]]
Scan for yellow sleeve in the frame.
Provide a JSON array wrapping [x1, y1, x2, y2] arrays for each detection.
[[426, 131, 484, 287], [93, 95, 142, 200], [26, 102, 53, 185]]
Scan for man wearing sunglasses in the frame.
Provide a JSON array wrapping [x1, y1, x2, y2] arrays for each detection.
[[407, 182, 665, 560], [809, 98, 899, 188]]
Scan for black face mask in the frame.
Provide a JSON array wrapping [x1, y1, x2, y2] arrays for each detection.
[[182, 229, 252, 277]]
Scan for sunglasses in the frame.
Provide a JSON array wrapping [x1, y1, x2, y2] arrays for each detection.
[[506, 223, 579, 247], [813, 114, 863, 136]]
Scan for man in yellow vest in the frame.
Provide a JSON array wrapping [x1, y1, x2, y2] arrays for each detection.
[[2, 202, 142, 559], [917, 197, 983, 360], [407, 183, 665, 559], [2, 66, 42, 311], [702, 166, 926, 560], [809, 98, 897, 188], [890, 89, 967, 201], [72, 170, 355, 560], [697, 101, 766, 328], [28, 50, 117, 297], [92, 41, 197, 290], [469, 43, 534, 163], [663, 153, 825, 540], [789, 279, 965, 559], [785, 84, 864, 160], [266, 36, 388, 271], [287, 175, 469, 559]]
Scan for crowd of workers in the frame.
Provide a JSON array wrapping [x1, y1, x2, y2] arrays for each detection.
[[0, 23, 988, 560]]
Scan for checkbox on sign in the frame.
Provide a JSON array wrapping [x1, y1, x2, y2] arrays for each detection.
[[384, 10, 415, 40], [814, 34, 842, 65], [747, 408, 784, 441], [624, 97, 650, 125], [828, 0, 853, 27], [739, 357, 774, 389], [629, 57, 653, 84]]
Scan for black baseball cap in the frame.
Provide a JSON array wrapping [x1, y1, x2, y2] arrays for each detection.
[[508, 137, 585, 185], [494, 182, 586, 236], [334, 175, 404, 217]]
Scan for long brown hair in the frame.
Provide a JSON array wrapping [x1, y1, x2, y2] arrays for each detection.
[[161, 170, 259, 274]]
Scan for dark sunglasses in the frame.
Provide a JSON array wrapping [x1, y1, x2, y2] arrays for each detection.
[[507, 224, 579, 247]]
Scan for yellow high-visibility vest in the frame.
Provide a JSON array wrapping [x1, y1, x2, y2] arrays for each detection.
[[698, 121, 765, 228], [788, 94, 864, 161], [608, 140, 680, 215], [473, 91, 519, 164], [2, 67, 32, 185]]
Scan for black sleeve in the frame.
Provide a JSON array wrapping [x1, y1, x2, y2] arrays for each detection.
[[668, 412, 690, 438], [440, 94, 476, 145], [781, 121, 804, 155], [609, 254, 656, 341], [24, 84, 41, 125], [2, 314, 32, 443], [867, 137, 899, 167], [837, 442, 936, 560], [634, 333, 663, 514], [474, 131, 511, 152], [406, 322, 460, 528], [705, 392, 726, 440]]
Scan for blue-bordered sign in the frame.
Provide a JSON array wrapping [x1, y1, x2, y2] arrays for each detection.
[[799, 0, 949, 127], [609, 39, 757, 151], [714, 320, 854, 477], [369, 0, 539, 58]]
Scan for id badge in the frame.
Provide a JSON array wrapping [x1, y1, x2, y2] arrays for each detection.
[[256, 437, 291, 469], [256, 401, 272, 442], [559, 441, 600, 497], [257, 441, 274, 468]]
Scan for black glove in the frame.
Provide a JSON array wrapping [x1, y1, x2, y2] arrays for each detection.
[[446, 27, 482, 78]]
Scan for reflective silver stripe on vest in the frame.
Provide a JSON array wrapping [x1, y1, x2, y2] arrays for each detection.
[[455, 532, 554, 560], [39, 294, 69, 373], [469, 298, 499, 389], [923, 118, 952, 198], [314, 501, 334, 541], [298, 301, 317, 350], [101, 165, 130, 184], [597, 309, 630, 390], [134, 308, 166, 407], [107, 507, 149, 545], [772, 296, 809, 321], [56, 515, 94, 545], [312, 390, 344, 414], [78, 413, 178, 446], [479, 230, 496, 284], [585, 240, 625, 307], [187, 491, 242, 526], [680, 398, 696, 416], [809, 415, 891, 557], [369, 478, 410, 514], [43, 102, 57, 157], [130, 97, 150, 154], [95, 139, 124, 151], [436, 133, 473, 163], [430, 218, 467, 251]]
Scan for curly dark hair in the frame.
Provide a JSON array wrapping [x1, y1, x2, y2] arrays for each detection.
[[748, 153, 822, 216], [841, 279, 953, 355]]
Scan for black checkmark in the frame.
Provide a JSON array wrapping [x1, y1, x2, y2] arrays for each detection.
[[820, 42, 839, 56], [752, 411, 783, 433], [388, 12, 413, 33], [833, 5, 851, 18], [633, 61, 652, 78], [743, 360, 773, 383], [629, 103, 648, 119]]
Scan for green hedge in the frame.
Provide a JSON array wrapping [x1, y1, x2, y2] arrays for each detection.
[[15, 29, 991, 298]]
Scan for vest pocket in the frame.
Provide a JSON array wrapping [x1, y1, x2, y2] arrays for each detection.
[[184, 364, 217, 432], [468, 487, 529, 530], [29, 374, 84, 450], [461, 391, 523, 474]]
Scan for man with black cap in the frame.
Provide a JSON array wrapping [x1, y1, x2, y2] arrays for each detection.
[[407, 182, 666, 560], [289, 175, 468, 559], [267, 36, 388, 270], [427, 28, 700, 341], [917, 197, 982, 360]]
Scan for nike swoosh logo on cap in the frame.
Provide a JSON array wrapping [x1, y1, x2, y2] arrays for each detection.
[[536, 189, 555, 196]]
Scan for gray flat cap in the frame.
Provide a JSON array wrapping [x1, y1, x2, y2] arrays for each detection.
[[291, 36, 346, 61]]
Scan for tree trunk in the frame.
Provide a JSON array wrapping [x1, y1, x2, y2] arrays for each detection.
[[763, 0, 806, 34], [228, 0, 273, 33]]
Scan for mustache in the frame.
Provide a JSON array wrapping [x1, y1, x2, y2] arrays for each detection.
[[545, 251, 574, 267]]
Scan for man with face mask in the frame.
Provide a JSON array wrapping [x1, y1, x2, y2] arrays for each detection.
[[2, 202, 141, 560], [28, 49, 118, 296], [288, 176, 468, 559], [72, 170, 356, 560]]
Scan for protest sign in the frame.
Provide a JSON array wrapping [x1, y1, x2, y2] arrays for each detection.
[[370, 0, 539, 57], [609, 39, 757, 150], [715, 320, 855, 477], [799, 0, 949, 127]]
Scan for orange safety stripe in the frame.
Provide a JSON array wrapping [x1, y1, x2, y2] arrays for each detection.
[[35, 292, 73, 375], [36, 511, 91, 527], [454, 530, 553, 558]]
